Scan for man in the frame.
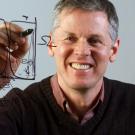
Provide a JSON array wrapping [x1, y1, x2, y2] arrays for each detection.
[[0, 0, 135, 134]]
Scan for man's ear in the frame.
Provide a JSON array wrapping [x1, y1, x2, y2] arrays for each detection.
[[48, 33, 54, 56], [109, 38, 120, 63]]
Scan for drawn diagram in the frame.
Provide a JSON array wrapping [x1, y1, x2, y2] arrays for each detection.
[[0, 16, 37, 91], [0, 16, 53, 92]]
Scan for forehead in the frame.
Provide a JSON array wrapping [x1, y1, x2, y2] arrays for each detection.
[[56, 8, 109, 36]]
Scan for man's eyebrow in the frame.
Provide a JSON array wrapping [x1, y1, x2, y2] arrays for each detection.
[[88, 34, 102, 38], [63, 31, 76, 36], [62, 30, 103, 39]]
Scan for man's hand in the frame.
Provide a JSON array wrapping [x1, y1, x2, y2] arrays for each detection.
[[0, 22, 29, 89]]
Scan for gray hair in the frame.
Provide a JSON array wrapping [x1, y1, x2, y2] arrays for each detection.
[[52, 0, 119, 43]]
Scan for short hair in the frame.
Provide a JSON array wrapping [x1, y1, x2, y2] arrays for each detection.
[[52, 0, 119, 43]]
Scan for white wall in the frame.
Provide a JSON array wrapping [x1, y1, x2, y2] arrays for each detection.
[[106, 0, 135, 83]]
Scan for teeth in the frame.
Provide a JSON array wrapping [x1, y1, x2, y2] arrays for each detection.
[[71, 63, 90, 70]]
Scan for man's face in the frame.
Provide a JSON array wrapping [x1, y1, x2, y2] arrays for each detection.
[[49, 9, 119, 92]]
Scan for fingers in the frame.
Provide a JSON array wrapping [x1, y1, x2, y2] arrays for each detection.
[[0, 22, 29, 59], [0, 31, 20, 52], [0, 47, 16, 62], [0, 22, 23, 33]]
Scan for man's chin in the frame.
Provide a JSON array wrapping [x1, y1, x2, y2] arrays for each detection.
[[69, 82, 93, 92]]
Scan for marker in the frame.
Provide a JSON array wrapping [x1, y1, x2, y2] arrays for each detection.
[[19, 29, 33, 37]]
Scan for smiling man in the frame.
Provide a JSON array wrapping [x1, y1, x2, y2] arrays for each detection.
[[0, 0, 135, 135], [48, 7, 119, 120]]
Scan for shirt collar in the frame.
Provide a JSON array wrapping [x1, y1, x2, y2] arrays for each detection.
[[50, 74, 104, 124]]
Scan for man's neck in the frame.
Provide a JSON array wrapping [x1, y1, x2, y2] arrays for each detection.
[[58, 78, 103, 117]]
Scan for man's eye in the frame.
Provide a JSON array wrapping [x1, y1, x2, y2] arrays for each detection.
[[88, 39, 102, 47], [65, 36, 77, 42], [88, 39, 98, 44]]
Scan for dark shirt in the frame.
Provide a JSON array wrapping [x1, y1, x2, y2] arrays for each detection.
[[0, 76, 135, 135]]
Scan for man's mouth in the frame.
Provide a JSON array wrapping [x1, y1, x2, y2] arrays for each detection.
[[70, 63, 91, 70]]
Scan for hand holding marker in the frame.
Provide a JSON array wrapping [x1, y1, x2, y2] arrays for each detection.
[[6, 29, 33, 53]]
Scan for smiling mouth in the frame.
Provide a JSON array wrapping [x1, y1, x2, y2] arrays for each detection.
[[70, 63, 92, 70]]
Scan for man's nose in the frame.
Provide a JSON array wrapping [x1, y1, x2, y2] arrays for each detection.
[[74, 40, 91, 56]]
